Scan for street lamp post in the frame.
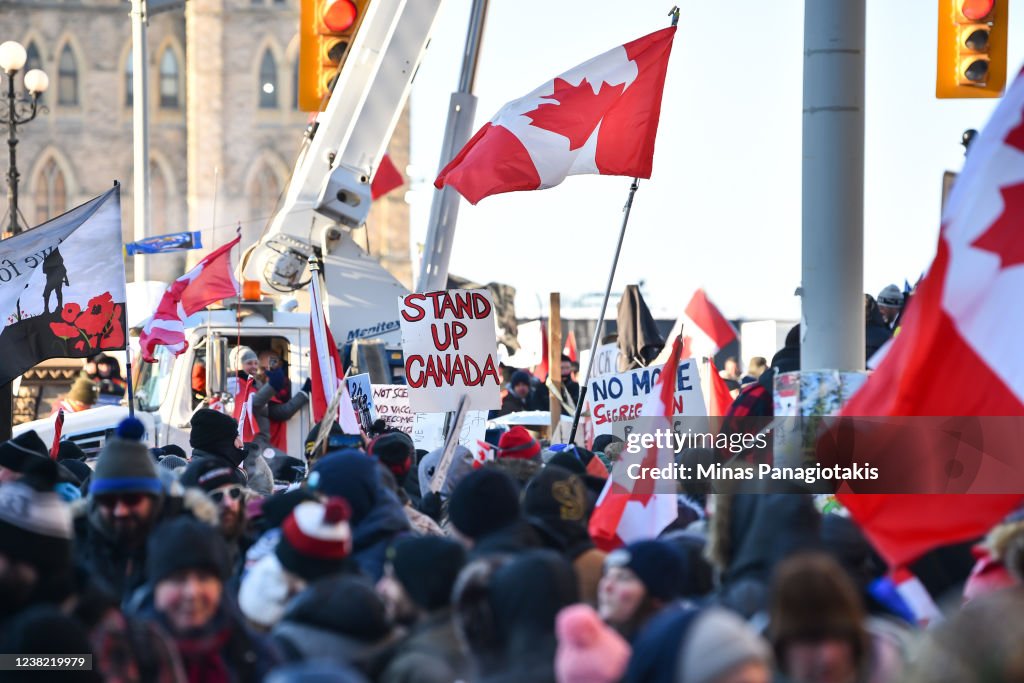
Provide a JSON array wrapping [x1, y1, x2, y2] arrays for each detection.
[[0, 40, 49, 238], [0, 40, 48, 438]]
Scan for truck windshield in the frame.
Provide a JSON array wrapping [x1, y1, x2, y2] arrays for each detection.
[[135, 345, 174, 412]]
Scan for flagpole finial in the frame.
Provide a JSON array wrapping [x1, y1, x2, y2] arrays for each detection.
[[669, 6, 679, 26], [307, 254, 320, 273]]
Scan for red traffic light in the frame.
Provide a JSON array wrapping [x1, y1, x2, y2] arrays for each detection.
[[961, 0, 995, 21], [322, 0, 357, 33]]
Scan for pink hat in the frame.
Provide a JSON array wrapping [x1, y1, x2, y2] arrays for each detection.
[[555, 604, 631, 683]]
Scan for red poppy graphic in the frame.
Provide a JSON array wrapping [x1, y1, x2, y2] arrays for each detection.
[[49, 291, 126, 354]]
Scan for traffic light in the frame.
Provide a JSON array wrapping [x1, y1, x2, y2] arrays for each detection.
[[936, 0, 1008, 99], [298, 0, 370, 111]]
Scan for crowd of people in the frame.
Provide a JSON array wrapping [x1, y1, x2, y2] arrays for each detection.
[[4, 281, 1024, 682]]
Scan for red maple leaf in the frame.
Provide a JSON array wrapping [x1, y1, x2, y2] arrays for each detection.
[[524, 77, 626, 150], [1006, 117, 1024, 153], [971, 182, 1024, 269]]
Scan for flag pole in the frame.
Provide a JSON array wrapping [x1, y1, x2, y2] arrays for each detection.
[[569, 177, 640, 443]]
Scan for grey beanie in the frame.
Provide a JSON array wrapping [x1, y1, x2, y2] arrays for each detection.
[[89, 419, 163, 497], [678, 608, 771, 683], [230, 346, 258, 370], [877, 284, 904, 307]]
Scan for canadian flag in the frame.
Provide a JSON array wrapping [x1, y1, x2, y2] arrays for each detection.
[[233, 376, 259, 442], [589, 335, 682, 551], [657, 289, 737, 364], [706, 359, 735, 416], [435, 27, 676, 204], [309, 263, 360, 434], [140, 236, 240, 362], [836, 67, 1024, 568]]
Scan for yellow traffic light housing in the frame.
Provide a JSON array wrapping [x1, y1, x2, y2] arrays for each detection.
[[936, 0, 1008, 99], [298, 0, 370, 111]]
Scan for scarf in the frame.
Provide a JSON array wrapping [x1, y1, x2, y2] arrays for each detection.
[[167, 610, 234, 683]]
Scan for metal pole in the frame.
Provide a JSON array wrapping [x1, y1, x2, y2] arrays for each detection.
[[131, 0, 151, 282], [416, 0, 488, 293], [568, 178, 639, 443], [801, 0, 865, 372], [5, 71, 20, 237]]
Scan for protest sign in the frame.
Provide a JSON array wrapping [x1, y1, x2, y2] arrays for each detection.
[[345, 373, 376, 432], [411, 409, 488, 452], [398, 289, 502, 412], [587, 359, 707, 438], [371, 384, 414, 434]]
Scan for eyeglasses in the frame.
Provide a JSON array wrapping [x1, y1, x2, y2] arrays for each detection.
[[95, 493, 147, 509], [210, 486, 243, 504]]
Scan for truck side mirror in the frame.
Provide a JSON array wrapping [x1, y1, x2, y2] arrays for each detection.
[[207, 335, 228, 395]]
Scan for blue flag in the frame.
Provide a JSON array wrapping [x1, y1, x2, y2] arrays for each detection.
[[125, 231, 203, 255]]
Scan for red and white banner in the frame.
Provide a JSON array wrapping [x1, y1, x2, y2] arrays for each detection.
[[435, 27, 676, 204], [233, 376, 259, 442], [140, 236, 240, 362], [309, 266, 360, 434], [658, 289, 737, 363], [837, 66, 1024, 568]]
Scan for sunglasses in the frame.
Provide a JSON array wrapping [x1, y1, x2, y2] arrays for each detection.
[[210, 486, 243, 504], [95, 493, 147, 509]]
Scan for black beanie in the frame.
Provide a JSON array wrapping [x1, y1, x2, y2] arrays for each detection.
[[605, 539, 688, 602], [390, 537, 466, 611], [0, 430, 48, 473], [369, 432, 415, 481], [146, 516, 230, 585], [448, 468, 520, 540], [283, 574, 393, 643], [308, 451, 378, 524], [179, 457, 247, 492], [190, 408, 245, 466], [56, 440, 87, 462]]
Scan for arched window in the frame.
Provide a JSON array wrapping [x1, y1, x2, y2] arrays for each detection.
[[259, 50, 278, 109], [159, 49, 180, 109], [33, 159, 67, 226], [125, 50, 133, 107], [57, 44, 78, 106], [249, 165, 280, 222]]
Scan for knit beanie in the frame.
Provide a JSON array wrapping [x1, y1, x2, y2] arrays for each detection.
[[67, 377, 99, 404], [0, 430, 49, 473], [510, 370, 532, 388], [179, 457, 247, 492], [0, 457, 73, 577], [60, 459, 93, 488], [230, 345, 258, 371], [146, 516, 230, 585], [555, 604, 631, 683], [276, 498, 353, 581], [605, 539, 688, 602], [679, 608, 772, 683], [389, 537, 466, 611], [90, 418, 163, 497], [190, 408, 246, 466], [447, 467, 520, 540], [877, 284, 903, 307], [369, 432, 415, 481], [308, 451, 378, 524], [497, 426, 541, 460], [158, 454, 188, 472], [56, 440, 87, 462]]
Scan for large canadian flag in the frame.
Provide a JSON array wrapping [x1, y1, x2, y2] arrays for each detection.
[[309, 264, 360, 434], [589, 335, 682, 551], [435, 27, 676, 204], [140, 236, 240, 362], [657, 289, 737, 364], [837, 67, 1024, 568]]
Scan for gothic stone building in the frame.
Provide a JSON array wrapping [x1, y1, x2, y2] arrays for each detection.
[[0, 0, 411, 286]]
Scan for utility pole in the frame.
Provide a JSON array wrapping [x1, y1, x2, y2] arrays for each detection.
[[131, 0, 151, 282], [416, 0, 488, 293], [801, 0, 866, 372]]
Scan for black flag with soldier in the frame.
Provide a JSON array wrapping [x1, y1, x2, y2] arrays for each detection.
[[0, 185, 126, 385]]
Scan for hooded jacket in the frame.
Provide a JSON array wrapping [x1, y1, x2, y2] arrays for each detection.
[[380, 610, 469, 683]]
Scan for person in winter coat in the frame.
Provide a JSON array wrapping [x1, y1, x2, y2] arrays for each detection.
[[189, 408, 275, 497], [864, 295, 892, 362], [238, 497, 355, 629], [307, 450, 411, 580], [769, 553, 902, 683], [179, 458, 254, 581], [523, 465, 606, 605], [270, 574, 403, 678], [230, 345, 310, 455], [597, 539, 689, 641], [141, 516, 279, 682], [453, 549, 579, 683], [73, 419, 171, 601], [377, 537, 470, 683], [370, 431, 441, 536], [498, 370, 545, 415], [447, 467, 541, 559]]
